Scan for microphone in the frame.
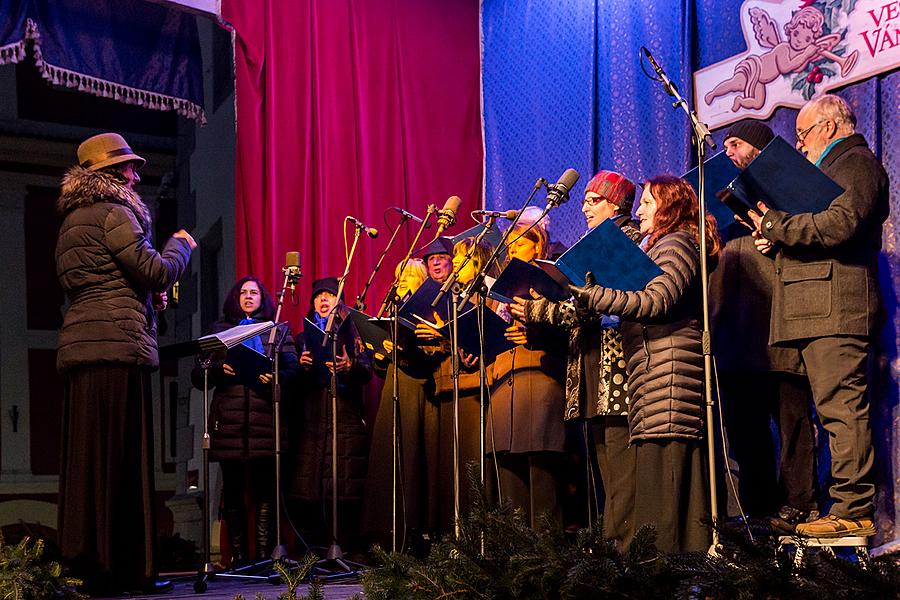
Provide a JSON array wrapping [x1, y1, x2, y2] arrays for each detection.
[[641, 46, 716, 150], [545, 168, 580, 208], [390, 206, 431, 227], [435, 195, 461, 235], [641, 46, 678, 97], [346, 215, 379, 238], [472, 209, 519, 220], [283, 251, 302, 290]]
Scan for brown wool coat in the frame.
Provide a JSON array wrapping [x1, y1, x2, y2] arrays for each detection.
[[55, 166, 192, 372], [487, 323, 566, 454]]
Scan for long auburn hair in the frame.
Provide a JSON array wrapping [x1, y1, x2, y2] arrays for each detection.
[[644, 175, 721, 257], [223, 276, 276, 322]]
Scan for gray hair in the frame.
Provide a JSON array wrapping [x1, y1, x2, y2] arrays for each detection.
[[810, 94, 857, 132]]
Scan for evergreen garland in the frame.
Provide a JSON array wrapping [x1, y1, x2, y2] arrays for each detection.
[[0, 532, 84, 599], [361, 474, 900, 599]]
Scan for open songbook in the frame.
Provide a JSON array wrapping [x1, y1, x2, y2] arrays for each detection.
[[723, 136, 844, 217], [346, 308, 396, 360], [489, 219, 662, 302], [397, 278, 450, 330]]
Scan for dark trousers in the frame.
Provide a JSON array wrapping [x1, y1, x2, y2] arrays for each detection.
[[633, 440, 709, 554], [721, 371, 817, 516], [799, 335, 874, 518], [58, 365, 156, 594], [487, 451, 563, 529], [591, 416, 636, 545], [218, 459, 275, 559]]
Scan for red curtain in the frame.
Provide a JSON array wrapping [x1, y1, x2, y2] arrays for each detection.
[[222, 0, 484, 327]]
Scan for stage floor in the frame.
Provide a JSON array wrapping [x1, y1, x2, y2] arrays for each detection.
[[91, 578, 364, 599]]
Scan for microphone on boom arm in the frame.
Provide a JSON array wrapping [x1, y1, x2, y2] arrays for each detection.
[[346, 215, 379, 239], [390, 206, 430, 227]]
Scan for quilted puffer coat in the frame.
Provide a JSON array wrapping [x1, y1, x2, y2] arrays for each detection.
[[55, 166, 192, 372]]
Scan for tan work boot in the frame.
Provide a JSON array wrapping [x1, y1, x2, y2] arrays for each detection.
[[795, 514, 875, 538]]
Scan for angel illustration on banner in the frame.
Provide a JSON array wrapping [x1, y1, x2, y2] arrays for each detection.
[[704, 5, 859, 111]]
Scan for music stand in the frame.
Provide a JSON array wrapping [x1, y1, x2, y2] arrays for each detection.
[[162, 320, 276, 593]]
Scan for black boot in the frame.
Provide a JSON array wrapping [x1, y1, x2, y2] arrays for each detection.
[[223, 507, 247, 567], [255, 502, 272, 561]]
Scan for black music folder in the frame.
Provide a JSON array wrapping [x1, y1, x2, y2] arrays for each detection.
[[535, 219, 662, 291], [302, 316, 350, 362], [397, 277, 450, 330], [726, 136, 844, 215], [682, 150, 742, 233], [488, 257, 570, 305], [225, 343, 272, 389], [347, 308, 396, 359], [437, 306, 515, 363], [161, 320, 275, 359]]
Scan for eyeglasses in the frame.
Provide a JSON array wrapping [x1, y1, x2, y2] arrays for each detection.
[[796, 120, 825, 145], [582, 194, 608, 206]]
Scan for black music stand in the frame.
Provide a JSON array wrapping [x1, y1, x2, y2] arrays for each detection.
[[162, 320, 276, 593]]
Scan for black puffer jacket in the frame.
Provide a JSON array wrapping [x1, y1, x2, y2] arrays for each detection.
[[581, 231, 705, 442], [55, 166, 192, 372], [191, 321, 298, 462], [289, 307, 373, 502]]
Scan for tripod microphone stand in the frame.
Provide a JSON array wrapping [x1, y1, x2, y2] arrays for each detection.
[[314, 218, 370, 577], [640, 45, 721, 556], [431, 177, 552, 536], [374, 205, 436, 551], [249, 256, 303, 576]]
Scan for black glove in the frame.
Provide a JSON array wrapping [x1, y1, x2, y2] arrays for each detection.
[[568, 271, 597, 309]]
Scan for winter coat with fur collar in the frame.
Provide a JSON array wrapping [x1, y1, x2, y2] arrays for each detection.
[[55, 166, 192, 372]]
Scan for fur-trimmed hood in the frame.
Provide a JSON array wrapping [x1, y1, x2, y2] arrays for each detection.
[[58, 165, 151, 230]]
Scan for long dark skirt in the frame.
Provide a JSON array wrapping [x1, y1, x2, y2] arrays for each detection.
[[361, 367, 431, 548], [58, 364, 157, 594], [632, 439, 710, 553]]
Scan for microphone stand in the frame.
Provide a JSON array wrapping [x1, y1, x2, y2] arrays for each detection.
[[429, 178, 545, 538], [640, 46, 720, 556], [377, 207, 435, 552], [318, 221, 365, 576], [376, 205, 437, 319], [355, 212, 412, 312], [452, 178, 547, 313], [263, 263, 301, 564], [427, 216, 495, 540]]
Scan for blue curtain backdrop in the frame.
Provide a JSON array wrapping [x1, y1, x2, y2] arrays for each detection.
[[482, 0, 900, 551], [0, 0, 204, 122]]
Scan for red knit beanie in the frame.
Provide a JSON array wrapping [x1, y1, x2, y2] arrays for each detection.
[[584, 170, 636, 214]]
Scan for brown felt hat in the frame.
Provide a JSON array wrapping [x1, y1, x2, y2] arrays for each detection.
[[76, 133, 146, 171]]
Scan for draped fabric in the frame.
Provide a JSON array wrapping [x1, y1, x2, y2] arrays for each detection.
[[482, 0, 900, 550], [222, 0, 484, 327], [0, 0, 204, 122]]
